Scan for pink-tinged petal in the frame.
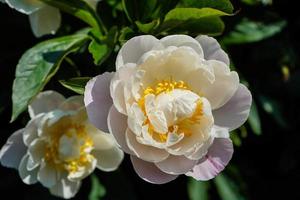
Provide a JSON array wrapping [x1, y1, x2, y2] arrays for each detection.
[[0, 129, 26, 169], [196, 35, 229, 65], [58, 95, 84, 111], [84, 72, 114, 132], [186, 138, 233, 181], [50, 177, 81, 199], [155, 155, 197, 175], [126, 129, 169, 163], [28, 90, 65, 119], [18, 154, 39, 184], [161, 35, 204, 58], [213, 84, 252, 131], [116, 35, 162, 70], [29, 6, 61, 37], [107, 105, 133, 154], [130, 155, 178, 184]]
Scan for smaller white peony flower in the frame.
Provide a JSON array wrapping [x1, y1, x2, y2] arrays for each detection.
[[0, 0, 101, 37], [0, 91, 123, 199]]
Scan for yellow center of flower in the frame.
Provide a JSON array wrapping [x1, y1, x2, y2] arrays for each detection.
[[138, 79, 203, 143], [45, 124, 94, 174]]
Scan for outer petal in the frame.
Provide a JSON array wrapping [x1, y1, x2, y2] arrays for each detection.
[[126, 129, 169, 163], [116, 35, 162, 70], [84, 72, 114, 132], [58, 96, 84, 112], [37, 160, 58, 188], [5, 0, 43, 14], [107, 105, 133, 154], [0, 129, 26, 169], [23, 113, 44, 145], [160, 35, 204, 58], [18, 154, 38, 184], [29, 5, 61, 37], [27, 138, 46, 170], [130, 155, 178, 184], [155, 155, 197, 175], [186, 138, 233, 181], [213, 84, 252, 131], [50, 177, 81, 199], [28, 90, 65, 119], [196, 35, 229, 65]]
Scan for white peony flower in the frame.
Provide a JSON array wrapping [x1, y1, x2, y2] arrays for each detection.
[[84, 35, 252, 184], [0, 0, 101, 37], [0, 91, 123, 198]]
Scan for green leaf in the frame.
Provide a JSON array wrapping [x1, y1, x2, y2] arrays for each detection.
[[11, 34, 89, 122], [89, 174, 106, 200], [159, 8, 229, 35], [136, 20, 160, 33], [88, 26, 118, 65], [214, 174, 247, 200], [248, 101, 262, 135], [180, 0, 234, 13], [222, 19, 287, 45], [40, 0, 105, 34], [119, 27, 135, 45], [187, 178, 210, 200], [59, 77, 91, 95]]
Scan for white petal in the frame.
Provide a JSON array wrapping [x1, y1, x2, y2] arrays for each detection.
[[116, 35, 162, 70], [29, 5, 61, 37], [18, 154, 38, 184], [93, 135, 124, 172], [155, 155, 197, 175], [84, 72, 114, 132], [68, 158, 96, 181], [212, 125, 230, 138], [5, 0, 43, 14], [37, 160, 58, 188], [50, 178, 81, 199], [196, 35, 229, 65], [160, 35, 204, 58], [0, 129, 26, 169], [127, 103, 146, 136], [58, 96, 84, 111], [23, 113, 44, 145], [27, 138, 46, 170], [184, 135, 214, 160], [28, 91, 65, 118], [213, 84, 252, 131], [126, 129, 169, 163]]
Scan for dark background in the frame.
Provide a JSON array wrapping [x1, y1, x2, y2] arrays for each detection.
[[0, 0, 300, 199]]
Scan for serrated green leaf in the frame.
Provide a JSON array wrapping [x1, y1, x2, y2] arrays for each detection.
[[214, 174, 247, 200], [180, 0, 234, 13], [248, 101, 262, 135], [40, 0, 105, 34], [88, 26, 118, 65], [11, 34, 89, 122], [187, 178, 210, 200], [222, 19, 287, 45], [159, 8, 229, 35], [59, 77, 91, 95], [89, 174, 106, 200]]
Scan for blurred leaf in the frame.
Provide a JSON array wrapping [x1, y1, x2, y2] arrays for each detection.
[[59, 77, 91, 95], [180, 0, 234, 13], [159, 8, 229, 35], [41, 0, 104, 33], [119, 27, 135, 45], [187, 178, 210, 200], [89, 174, 106, 200], [11, 34, 89, 122], [88, 26, 118, 65], [136, 20, 160, 33], [248, 101, 262, 135], [258, 95, 288, 128], [222, 19, 287, 45], [242, 0, 272, 6], [230, 131, 242, 147], [214, 174, 247, 200]]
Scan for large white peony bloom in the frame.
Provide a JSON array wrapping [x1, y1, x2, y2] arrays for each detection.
[[0, 91, 123, 198], [0, 0, 101, 37], [84, 35, 252, 184]]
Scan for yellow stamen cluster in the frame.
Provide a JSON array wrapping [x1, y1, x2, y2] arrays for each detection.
[[45, 124, 94, 174]]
